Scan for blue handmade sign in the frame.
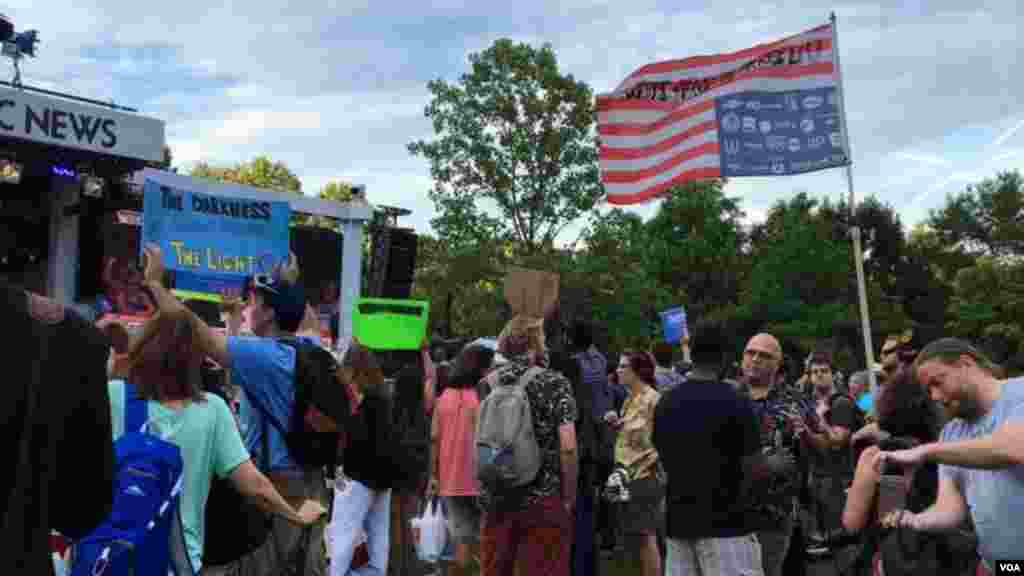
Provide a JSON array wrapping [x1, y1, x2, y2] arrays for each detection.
[[660, 307, 687, 343], [141, 176, 291, 294]]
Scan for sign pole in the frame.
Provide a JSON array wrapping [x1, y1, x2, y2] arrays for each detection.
[[831, 12, 878, 390]]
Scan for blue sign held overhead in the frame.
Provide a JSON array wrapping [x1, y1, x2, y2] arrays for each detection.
[[716, 87, 849, 178], [660, 307, 687, 344], [141, 177, 292, 294]]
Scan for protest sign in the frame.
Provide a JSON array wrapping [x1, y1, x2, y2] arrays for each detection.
[[352, 298, 430, 351], [504, 267, 559, 319], [660, 307, 687, 343], [141, 176, 291, 294]]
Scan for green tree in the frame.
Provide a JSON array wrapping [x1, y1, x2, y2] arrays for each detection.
[[411, 234, 507, 338], [743, 193, 855, 347], [643, 181, 747, 310], [926, 170, 1024, 257], [571, 209, 674, 351], [304, 181, 356, 230], [946, 258, 1024, 371], [190, 155, 302, 194], [408, 39, 602, 257]]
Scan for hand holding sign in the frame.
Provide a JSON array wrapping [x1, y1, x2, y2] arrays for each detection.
[[143, 243, 165, 286], [660, 307, 687, 344]]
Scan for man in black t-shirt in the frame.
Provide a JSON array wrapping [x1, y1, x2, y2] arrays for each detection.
[[653, 320, 767, 575], [802, 352, 858, 554]]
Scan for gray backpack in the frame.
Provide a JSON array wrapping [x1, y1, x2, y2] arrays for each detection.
[[476, 366, 544, 492]]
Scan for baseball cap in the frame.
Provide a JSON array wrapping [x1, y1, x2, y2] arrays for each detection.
[[250, 273, 307, 333]]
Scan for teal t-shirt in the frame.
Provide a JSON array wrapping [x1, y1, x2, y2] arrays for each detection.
[[108, 380, 250, 572]]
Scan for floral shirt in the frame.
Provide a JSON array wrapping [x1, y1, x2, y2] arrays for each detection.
[[478, 355, 578, 512], [746, 384, 820, 524], [615, 385, 661, 482]]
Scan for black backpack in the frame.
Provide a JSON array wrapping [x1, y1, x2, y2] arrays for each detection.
[[202, 363, 272, 567], [270, 338, 351, 469]]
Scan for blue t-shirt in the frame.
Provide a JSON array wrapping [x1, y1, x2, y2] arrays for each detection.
[[938, 378, 1024, 563], [228, 335, 321, 472]]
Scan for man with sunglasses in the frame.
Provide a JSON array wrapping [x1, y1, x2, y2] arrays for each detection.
[[739, 333, 822, 576], [138, 245, 327, 576]]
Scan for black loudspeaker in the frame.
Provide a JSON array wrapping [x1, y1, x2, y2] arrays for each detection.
[[289, 226, 343, 299], [386, 228, 417, 284], [368, 227, 418, 299]]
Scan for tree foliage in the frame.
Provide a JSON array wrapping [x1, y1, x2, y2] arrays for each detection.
[[408, 39, 602, 256], [190, 155, 303, 194], [926, 171, 1024, 257]]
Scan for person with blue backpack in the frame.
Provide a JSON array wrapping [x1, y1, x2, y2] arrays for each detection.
[[132, 244, 341, 575], [70, 310, 328, 576]]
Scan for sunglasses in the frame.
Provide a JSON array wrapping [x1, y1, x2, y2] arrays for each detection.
[[250, 273, 280, 295]]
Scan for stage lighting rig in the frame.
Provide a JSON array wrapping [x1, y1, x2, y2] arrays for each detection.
[[0, 14, 39, 87]]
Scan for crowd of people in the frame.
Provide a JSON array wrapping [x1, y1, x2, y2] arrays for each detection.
[[2, 243, 1022, 576]]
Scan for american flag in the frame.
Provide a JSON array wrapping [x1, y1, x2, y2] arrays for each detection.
[[597, 23, 840, 205]]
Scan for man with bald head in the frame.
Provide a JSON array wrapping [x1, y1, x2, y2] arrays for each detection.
[[740, 333, 822, 576]]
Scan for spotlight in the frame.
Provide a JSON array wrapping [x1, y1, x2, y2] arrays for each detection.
[[82, 175, 105, 199]]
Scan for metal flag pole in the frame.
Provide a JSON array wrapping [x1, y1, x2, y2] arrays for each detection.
[[831, 11, 879, 391]]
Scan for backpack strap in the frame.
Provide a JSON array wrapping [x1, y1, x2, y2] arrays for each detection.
[[123, 381, 148, 434]]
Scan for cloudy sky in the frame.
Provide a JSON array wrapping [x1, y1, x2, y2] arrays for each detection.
[[6, 0, 1022, 236]]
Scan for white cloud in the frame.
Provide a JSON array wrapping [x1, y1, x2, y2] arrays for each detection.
[[2, 0, 1022, 239]]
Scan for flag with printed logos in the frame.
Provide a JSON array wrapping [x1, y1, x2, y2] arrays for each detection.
[[597, 22, 849, 205]]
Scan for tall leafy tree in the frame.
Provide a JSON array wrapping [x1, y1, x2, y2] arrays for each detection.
[[190, 155, 302, 194], [644, 181, 747, 309], [744, 193, 854, 345], [926, 170, 1024, 257], [946, 258, 1024, 371], [408, 39, 602, 256], [571, 209, 674, 350]]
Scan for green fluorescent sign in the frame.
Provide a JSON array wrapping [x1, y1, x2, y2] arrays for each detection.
[[172, 289, 223, 303], [352, 298, 430, 351]]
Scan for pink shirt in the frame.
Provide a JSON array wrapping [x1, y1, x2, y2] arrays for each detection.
[[434, 388, 480, 496]]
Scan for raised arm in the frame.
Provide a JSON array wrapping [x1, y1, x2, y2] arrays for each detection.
[[141, 244, 231, 368]]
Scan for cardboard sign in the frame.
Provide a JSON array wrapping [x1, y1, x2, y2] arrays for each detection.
[[352, 298, 430, 351], [504, 267, 559, 319], [660, 307, 687, 343]]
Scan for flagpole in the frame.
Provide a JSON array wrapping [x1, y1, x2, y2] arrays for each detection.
[[831, 12, 878, 391]]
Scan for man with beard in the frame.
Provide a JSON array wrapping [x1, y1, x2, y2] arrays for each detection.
[[876, 338, 1023, 575]]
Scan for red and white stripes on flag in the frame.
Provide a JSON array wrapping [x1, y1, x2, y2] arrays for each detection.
[[597, 23, 838, 205]]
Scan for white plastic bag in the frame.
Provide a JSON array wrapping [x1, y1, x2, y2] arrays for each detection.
[[411, 497, 448, 563]]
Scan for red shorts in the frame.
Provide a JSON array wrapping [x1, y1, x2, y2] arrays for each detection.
[[480, 497, 572, 576]]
